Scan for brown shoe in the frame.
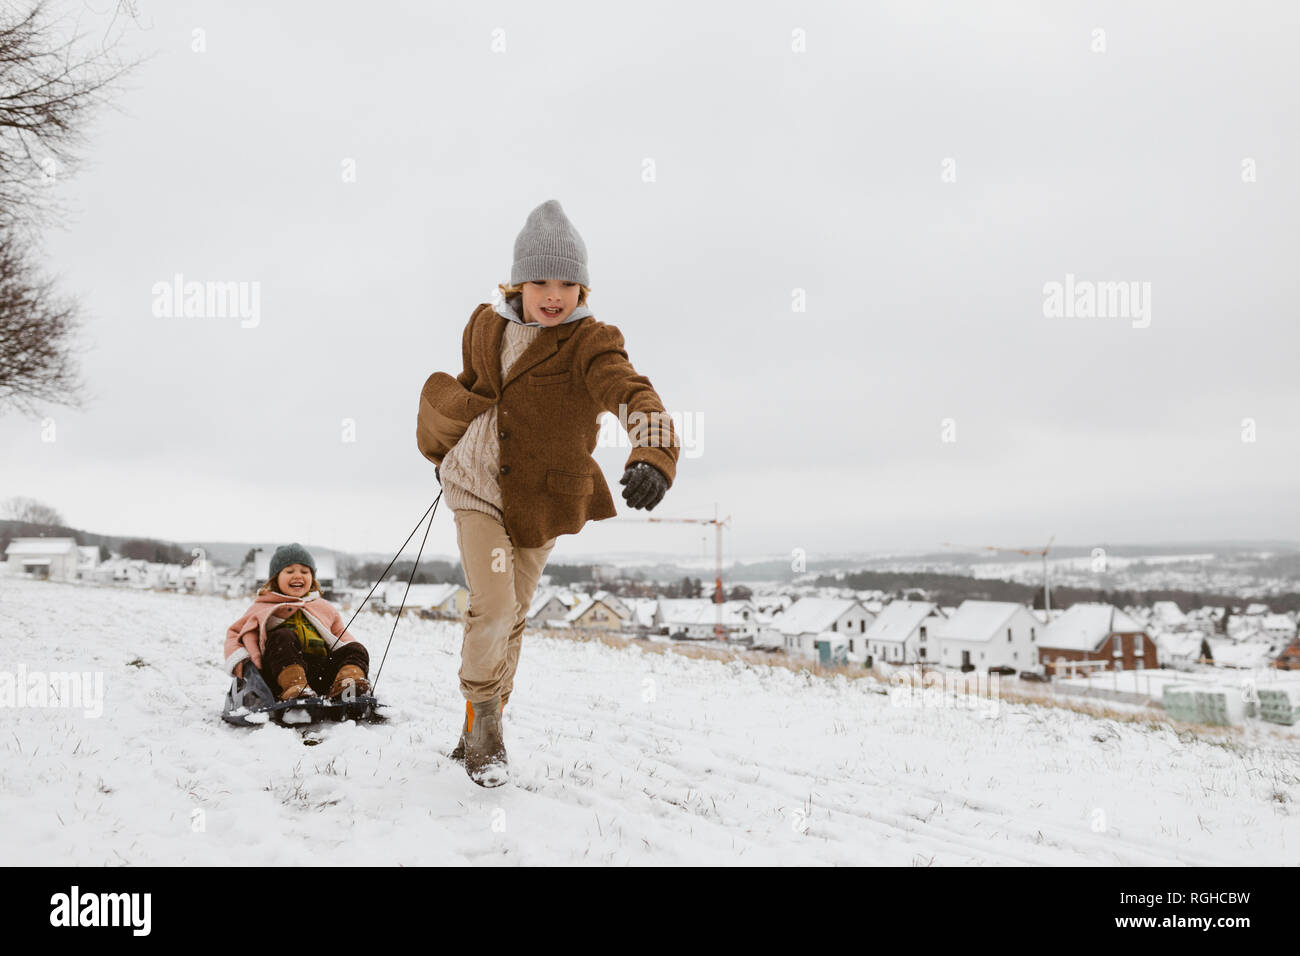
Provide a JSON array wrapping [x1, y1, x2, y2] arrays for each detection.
[[276, 664, 316, 701], [450, 692, 507, 762], [463, 696, 508, 787], [328, 664, 370, 700]]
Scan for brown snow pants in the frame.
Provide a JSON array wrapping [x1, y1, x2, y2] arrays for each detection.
[[453, 508, 557, 704]]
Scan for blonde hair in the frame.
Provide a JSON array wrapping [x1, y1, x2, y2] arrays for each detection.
[[257, 569, 323, 597], [498, 281, 590, 306]]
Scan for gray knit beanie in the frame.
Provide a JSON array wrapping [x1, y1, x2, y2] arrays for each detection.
[[510, 199, 590, 286], [269, 542, 315, 581]]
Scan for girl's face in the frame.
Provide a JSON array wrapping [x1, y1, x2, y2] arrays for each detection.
[[276, 564, 313, 598], [521, 279, 580, 327]]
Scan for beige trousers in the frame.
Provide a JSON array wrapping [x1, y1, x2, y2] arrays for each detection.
[[453, 508, 557, 703]]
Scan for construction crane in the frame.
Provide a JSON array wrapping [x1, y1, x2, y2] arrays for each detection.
[[942, 535, 1056, 621], [629, 503, 732, 640]]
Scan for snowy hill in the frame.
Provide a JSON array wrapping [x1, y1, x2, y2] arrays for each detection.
[[0, 576, 1296, 865]]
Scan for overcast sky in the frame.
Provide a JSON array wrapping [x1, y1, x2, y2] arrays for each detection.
[[2, 0, 1297, 564]]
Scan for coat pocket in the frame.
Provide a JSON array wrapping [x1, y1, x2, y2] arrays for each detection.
[[528, 370, 571, 387], [546, 468, 594, 496]]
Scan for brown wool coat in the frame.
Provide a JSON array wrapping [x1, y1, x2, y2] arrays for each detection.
[[417, 303, 680, 548]]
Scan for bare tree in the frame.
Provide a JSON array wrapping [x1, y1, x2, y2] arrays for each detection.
[[0, 1, 139, 415], [0, 227, 82, 412], [2, 494, 63, 524], [0, 0, 137, 233]]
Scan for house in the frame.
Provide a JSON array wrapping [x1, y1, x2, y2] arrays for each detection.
[[76, 546, 100, 579], [1151, 600, 1189, 630], [812, 631, 849, 667], [4, 537, 81, 582], [934, 600, 1042, 673], [527, 587, 585, 626], [590, 590, 632, 622], [180, 557, 217, 594], [564, 596, 626, 630], [623, 598, 660, 634], [1156, 631, 1214, 670], [856, 600, 945, 665], [1273, 636, 1300, 670], [1038, 603, 1158, 676], [1209, 638, 1276, 670], [383, 582, 466, 617], [656, 599, 758, 641], [771, 598, 874, 659], [1261, 614, 1297, 640]]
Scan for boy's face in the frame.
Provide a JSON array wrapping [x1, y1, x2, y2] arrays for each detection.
[[277, 564, 312, 598], [521, 279, 580, 327]]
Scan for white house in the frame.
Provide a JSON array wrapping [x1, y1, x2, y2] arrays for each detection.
[[5, 537, 82, 582], [656, 599, 758, 641], [1207, 638, 1276, 670], [383, 582, 465, 616], [1156, 631, 1213, 670], [1261, 614, 1297, 640], [856, 600, 945, 665], [772, 598, 874, 659], [76, 546, 100, 579], [935, 600, 1043, 672], [1151, 600, 1189, 630]]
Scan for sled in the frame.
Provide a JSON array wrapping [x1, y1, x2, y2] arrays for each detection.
[[221, 662, 383, 727]]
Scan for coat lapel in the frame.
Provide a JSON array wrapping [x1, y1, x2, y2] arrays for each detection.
[[484, 310, 589, 394]]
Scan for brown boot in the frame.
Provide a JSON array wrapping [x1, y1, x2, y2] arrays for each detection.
[[276, 664, 316, 701], [463, 696, 508, 787], [451, 692, 507, 761], [328, 664, 370, 700]]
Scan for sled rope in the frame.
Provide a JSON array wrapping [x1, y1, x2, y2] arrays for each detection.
[[338, 491, 441, 694]]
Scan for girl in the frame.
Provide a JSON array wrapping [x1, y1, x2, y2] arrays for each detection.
[[224, 543, 370, 701], [416, 199, 681, 787]]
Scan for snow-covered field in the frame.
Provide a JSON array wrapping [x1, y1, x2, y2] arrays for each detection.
[[1, 576, 1297, 865]]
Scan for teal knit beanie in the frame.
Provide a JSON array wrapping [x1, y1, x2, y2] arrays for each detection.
[[269, 543, 315, 581]]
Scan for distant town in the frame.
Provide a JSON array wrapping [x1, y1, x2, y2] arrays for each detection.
[[6, 526, 1300, 731]]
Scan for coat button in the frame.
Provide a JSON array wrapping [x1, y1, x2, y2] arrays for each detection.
[[498, 430, 507, 440], [500, 465, 510, 475]]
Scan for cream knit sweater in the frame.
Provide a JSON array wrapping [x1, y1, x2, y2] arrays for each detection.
[[439, 320, 544, 522]]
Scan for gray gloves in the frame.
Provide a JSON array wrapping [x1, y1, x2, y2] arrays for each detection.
[[619, 461, 667, 510]]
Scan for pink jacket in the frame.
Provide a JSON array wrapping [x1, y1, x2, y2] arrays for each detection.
[[223, 592, 359, 675]]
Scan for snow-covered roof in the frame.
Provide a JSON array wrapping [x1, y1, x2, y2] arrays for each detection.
[[564, 596, 625, 623], [1207, 638, 1275, 669], [862, 600, 937, 645], [772, 598, 863, 636], [5, 537, 79, 556], [1152, 601, 1187, 626], [659, 600, 754, 628], [933, 600, 1026, 643], [1261, 614, 1296, 633], [628, 599, 658, 628], [1040, 603, 1146, 652], [1156, 632, 1206, 659], [385, 582, 460, 608], [591, 590, 631, 619]]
